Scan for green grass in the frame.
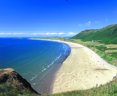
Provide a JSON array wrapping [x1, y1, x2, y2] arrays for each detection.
[[0, 84, 34, 96], [0, 69, 39, 96], [72, 24, 117, 44]]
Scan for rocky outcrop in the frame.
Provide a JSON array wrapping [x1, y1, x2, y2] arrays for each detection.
[[0, 68, 40, 96]]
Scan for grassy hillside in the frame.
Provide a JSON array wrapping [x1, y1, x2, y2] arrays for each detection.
[[0, 68, 40, 96], [72, 24, 117, 44]]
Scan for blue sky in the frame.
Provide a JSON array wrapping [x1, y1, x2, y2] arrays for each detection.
[[0, 0, 117, 37]]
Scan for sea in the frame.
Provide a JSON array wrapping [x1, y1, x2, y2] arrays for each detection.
[[0, 38, 70, 92]]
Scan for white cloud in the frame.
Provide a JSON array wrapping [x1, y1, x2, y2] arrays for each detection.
[[0, 32, 78, 37], [0, 32, 26, 35], [86, 21, 91, 26], [78, 21, 92, 27], [31, 32, 77, 37], [78, 24, 83, 27]]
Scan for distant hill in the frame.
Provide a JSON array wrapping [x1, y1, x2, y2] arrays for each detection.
[[72, 24, 117, 44]]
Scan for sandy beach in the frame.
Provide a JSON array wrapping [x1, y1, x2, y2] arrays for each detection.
[[31, 39, 117, 94]]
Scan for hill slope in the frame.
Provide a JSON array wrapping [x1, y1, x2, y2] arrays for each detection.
[[0, 68, 40, 96], [72, 24, 117, 44]]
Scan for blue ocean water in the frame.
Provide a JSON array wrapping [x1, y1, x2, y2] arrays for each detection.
[[0, 38, 70, 90]]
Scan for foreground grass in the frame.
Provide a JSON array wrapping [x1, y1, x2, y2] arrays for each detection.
[[0, 84, 33, 96], [50, 38, 117, 96], [0, 69, 39, 96]]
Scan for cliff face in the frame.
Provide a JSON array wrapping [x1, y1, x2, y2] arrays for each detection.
[[0, 68, 40, 96]]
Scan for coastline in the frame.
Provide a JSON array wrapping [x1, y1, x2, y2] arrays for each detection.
[[31, 38, 117, 94]]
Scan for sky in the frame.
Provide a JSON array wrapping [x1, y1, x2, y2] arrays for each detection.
[[0, 0, 117, 37]]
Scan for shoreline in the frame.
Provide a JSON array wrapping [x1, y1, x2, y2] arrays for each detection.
[[31, 38, 117, 94], [30, 38, 71, 94]]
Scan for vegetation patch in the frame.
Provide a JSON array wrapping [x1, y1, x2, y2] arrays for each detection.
[[72, 24, 117, 44], [0, 69, 40, 96]]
